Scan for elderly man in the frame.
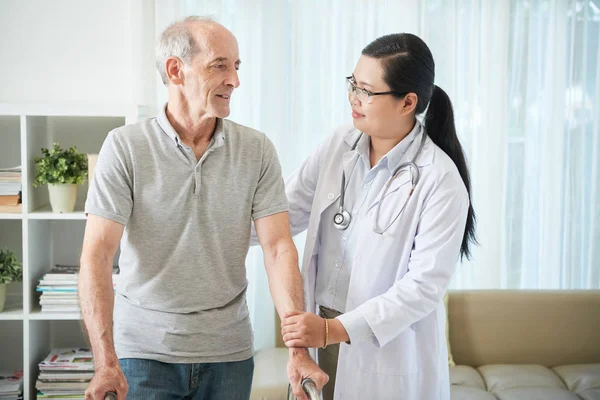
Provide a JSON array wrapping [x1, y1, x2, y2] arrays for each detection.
[[79, 16, 327, 400]]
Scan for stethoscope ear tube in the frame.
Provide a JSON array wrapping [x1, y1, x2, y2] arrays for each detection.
[[335, 128, 427, 234]]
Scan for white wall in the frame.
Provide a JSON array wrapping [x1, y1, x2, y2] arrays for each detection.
[[0, 0, 156, 108]]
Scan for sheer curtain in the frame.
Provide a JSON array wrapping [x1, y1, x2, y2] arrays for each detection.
[[503, 0, 600, 289], [153, 0, 600, 349]]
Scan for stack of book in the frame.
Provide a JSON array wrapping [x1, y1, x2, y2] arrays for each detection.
[[0, 370, 23, 400], [37, 265, 119, 313], [0, 166, 21, 213], [36, 348, 94, 400]]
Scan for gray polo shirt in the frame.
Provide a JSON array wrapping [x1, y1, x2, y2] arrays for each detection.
[[85, 105, 288, 363]]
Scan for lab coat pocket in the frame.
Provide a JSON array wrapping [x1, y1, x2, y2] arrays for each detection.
[[357, 325, 418, 376], [354, 229, 407, 297]]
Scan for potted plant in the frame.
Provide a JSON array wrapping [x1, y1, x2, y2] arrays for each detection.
[[0, 248, 22, 312], [34, 143, 88, 213]]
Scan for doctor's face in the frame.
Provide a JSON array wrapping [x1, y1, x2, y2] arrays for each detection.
[[348, 55, 409, 139]]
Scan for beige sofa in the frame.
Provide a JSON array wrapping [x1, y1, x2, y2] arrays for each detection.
[[250, 290, 600, 400]]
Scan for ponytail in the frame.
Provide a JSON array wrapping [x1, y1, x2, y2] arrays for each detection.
[[424, 85, 477, 260]]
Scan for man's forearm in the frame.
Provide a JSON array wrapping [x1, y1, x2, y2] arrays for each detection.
[[79, 253, 118, 369], [263, 239, 305, 318]]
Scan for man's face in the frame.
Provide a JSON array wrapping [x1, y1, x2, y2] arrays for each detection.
[[181, 25, 241, 119]]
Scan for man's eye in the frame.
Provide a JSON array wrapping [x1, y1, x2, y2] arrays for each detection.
[[214, 64, 226, 70]]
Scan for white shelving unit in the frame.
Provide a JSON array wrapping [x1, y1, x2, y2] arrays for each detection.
[[0, 103, 148, 399]]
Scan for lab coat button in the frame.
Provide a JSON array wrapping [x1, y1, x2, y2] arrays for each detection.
[[327, 193, 335, 200]]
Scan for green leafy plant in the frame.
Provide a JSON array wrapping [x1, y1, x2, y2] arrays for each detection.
[[0, 249, 22, 284], [34, 143, 88, 186]]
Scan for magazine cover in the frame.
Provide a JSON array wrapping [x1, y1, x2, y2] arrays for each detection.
[[39, 349, 94, 371]]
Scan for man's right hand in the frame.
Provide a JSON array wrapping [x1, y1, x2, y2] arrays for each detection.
[[84, 365, 128, 400], [287, 348, 328, 400]]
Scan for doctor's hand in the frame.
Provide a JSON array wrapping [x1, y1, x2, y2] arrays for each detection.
[[283, 311, 351, 348], [282, 311, 326, 348], [287, 348, 328, 400]]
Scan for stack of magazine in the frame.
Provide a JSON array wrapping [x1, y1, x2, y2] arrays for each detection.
[[0, 370, 23, 400], [36, 348, 94, 400], [0, 166, 22, 213], [37, 265, 119, 313]]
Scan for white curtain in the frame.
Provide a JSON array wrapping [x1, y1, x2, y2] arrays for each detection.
[[153, 0, 600, 349], [503, 0, 600, 289]]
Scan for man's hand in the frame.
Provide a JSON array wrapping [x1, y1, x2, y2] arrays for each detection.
[[287, 349, 328, 400], [84, 364, 128, 400]]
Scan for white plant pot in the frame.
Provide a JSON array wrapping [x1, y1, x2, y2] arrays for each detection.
[[0, 284, 6, 313], [48, 184, 78, 213]]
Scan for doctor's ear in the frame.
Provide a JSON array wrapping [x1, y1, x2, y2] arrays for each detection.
[[400, 93, 418, 114]]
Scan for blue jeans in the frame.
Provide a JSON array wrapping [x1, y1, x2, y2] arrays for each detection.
[[119, 357, 254, 400]]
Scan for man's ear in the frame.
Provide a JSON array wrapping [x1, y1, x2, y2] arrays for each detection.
[[165, 57, 185, 85]]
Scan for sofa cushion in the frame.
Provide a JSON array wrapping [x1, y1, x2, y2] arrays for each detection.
[[493, 387, 581, 400], [553, 364, 600, 394], [451, 385, 497, 400], [251, 347, 289, 400], [577, 388, 600, 400], [451, 365, 486, 390], [250, 351, 600, 400], [478, 365, 566, 392], [445, 292, 456, 366]]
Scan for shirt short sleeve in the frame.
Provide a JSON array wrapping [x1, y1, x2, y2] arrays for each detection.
[[251, 136, 288, 220], [84, 131, 133, 226]]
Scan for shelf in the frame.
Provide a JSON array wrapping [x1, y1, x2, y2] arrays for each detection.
[[0, 304, 24, 320], [0, 213, 23, 220], [0, 102, 147, 118], [0, 103, 147, 400], [28, 205, 86, 220], [29, 308, 81, 320]]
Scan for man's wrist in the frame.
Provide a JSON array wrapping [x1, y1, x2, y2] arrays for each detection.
[[289, 347, 309, 358], [93, 351, 119, 369]]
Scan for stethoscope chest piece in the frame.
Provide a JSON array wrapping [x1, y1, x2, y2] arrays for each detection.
[[333, 209, 352, 230]]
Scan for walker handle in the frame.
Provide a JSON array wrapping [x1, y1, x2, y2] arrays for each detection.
[[287, 378, 320, 400]]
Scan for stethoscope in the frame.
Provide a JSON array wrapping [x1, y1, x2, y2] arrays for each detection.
[[333, 127, 427, 234]]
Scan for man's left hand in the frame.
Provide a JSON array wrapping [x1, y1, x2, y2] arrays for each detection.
[[287, 349, 328, 400]]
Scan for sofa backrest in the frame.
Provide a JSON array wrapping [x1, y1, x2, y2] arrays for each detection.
[[449, 290, 600, 367]]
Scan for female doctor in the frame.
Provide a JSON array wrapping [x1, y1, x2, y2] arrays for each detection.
[[280, 33, 476, 400]]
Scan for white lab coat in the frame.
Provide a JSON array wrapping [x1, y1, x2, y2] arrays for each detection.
[[285, 123, 469, 400]]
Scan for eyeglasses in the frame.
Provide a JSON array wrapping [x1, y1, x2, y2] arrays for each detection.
[[346, 76, 405, 104]]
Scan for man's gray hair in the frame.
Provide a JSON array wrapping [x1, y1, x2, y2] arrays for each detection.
[[156, 16, 215, 85]]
